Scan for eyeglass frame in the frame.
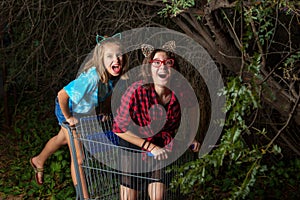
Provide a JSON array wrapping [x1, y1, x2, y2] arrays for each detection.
[[149, 58, 175, 68]]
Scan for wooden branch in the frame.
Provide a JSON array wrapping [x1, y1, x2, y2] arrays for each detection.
[[269, 121, 300, 156], [266, 86, 300, 151], [106, 0, 164, 7], [204, 2, 242, 72], [205, 0, 237, 12]]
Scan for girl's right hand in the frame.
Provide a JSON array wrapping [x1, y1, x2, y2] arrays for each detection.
[[150, 146, 169, 160], [66, 116, 78, 126]]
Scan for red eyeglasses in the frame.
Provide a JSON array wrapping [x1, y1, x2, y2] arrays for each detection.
[[149, 59, 175, 68]]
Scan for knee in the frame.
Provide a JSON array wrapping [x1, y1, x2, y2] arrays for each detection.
[[61, 137, 68, 145], [148, 183, 165, 200], [149, 195, 164, 200], [52, 135, 67, 145], [120, 185, 137, 200]]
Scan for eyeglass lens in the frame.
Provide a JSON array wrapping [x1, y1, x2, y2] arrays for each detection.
[[151, 59, 174, 67]]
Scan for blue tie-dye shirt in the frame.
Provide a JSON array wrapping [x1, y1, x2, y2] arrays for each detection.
[[64, 67, 99, 114]]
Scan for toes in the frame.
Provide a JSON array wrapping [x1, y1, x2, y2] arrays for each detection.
[[38, 172, 43, 184]]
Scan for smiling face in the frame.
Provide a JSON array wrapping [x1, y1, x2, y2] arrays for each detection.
[[103, 42, 123, 77], [151, 51, 173, 87]]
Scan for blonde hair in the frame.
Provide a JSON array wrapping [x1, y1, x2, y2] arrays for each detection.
[[82, 38, 128, 83]]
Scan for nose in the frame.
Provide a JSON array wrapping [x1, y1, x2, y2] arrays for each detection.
[[113, 55, 120, 62], [160, 63, 167, 69]]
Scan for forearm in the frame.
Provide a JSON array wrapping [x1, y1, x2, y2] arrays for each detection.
[[115, 131, 156, 151]]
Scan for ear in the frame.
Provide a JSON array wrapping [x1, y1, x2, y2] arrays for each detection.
[[141, 44, 154, 57], [162, 40, 176, 52]]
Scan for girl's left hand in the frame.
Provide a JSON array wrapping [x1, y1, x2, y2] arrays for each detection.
[[190, 140, 201, 152], [150, 146, 170, 160]]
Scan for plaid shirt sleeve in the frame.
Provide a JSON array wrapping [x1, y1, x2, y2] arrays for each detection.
[[112, 81, 143, 133]]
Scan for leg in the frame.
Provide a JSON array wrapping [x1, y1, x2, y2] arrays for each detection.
[[119, 154, 138, 200], [120, 184, 138, 200], [31, 127, 67, 184], [64, 127, 89, 199], [148, 182, 165, 200]]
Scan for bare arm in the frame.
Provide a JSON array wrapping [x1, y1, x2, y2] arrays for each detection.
[[115, 131, 147, 148], [57, 88, 78, 126], [115, 131, 169, 160]]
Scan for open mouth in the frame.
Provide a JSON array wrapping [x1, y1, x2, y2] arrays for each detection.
[[112, 65, 121, 74], [158, 74, 167, 79]]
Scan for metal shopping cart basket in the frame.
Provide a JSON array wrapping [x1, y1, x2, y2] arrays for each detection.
[[63, 114, 195, 200]]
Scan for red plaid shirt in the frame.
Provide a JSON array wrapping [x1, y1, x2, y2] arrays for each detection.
[[113, 80, 193, 150]]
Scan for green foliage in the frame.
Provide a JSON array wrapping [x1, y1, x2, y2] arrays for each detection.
[[243, 1, 276, 47], [282, 51, 300, 81], [170, 66, 298, 199], [1, 0, 299, 199], [0, 100, 75, 199], [249, 158, 300, 199], [158, 0, 195, 17], [163, 2, 293, 198], [171, 70, 267, 199], [160, 1, 299, 199]]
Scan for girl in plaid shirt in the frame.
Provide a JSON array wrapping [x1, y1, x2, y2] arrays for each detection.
[[113, 45, 200, 200]]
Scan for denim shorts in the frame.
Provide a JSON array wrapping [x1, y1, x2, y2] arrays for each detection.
[[55, 97, 71, 125]]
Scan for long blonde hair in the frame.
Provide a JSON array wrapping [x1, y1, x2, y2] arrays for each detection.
[[82, 37, 128, 83]]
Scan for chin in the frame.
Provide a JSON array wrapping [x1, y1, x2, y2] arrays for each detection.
[[155, 81, 169, 87], [112, 73, 120, 77]]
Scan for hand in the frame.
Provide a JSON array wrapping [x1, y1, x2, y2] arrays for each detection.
[[190, 139, 200, 152], [100, 113, 110, 122], [66, 116, 78, 126], [150, 146, 170, 160]]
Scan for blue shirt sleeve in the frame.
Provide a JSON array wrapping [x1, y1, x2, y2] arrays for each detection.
[[63, 67, 99, 113]]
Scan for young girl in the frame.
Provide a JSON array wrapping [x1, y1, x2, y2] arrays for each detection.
[[30, 35, 128, 198], [113, 43, 200, 200]]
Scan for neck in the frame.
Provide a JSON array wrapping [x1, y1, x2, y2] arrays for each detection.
[[154, 84, 171, 104]]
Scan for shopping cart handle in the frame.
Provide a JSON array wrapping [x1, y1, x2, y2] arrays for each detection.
[[147, 144, 195, 157], [61, 121, 76, 130], [61, 121, 69, 129]]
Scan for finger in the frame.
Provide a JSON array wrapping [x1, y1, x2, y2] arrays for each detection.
[[154, 151, 162, 160], [157, 155, 161, 160], [154, 151, 161, 160], [101, 115, 108, 122], [193, 143, 200, 152], [163, 150, 168, 159]]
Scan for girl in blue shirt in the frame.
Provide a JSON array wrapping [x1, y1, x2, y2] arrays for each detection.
[[30, 35, 128, 198]]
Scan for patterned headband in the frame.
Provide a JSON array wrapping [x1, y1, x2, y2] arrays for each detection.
[[96, 33, 121, 45], [141, 40, 176, 57]]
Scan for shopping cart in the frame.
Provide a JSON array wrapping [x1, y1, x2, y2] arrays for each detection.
[[63, 114, 195, 200]]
